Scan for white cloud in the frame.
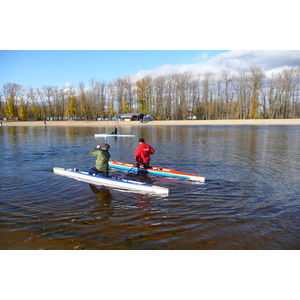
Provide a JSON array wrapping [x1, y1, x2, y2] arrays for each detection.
[[210, 50, 300, 71], [133, 50, 300, 80], [63, 82, 73, 88]]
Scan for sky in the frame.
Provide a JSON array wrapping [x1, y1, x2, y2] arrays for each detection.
[[1, 50, 299, 90]]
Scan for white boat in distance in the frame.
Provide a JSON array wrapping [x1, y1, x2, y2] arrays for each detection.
[[95, 134, 135, 138], [53, 167, 168, 195]]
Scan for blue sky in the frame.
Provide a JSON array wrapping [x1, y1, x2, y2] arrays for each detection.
[[1, 50, 299, 90], [0, 50, 227, 89]]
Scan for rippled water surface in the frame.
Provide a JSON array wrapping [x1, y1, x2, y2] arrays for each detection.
[[1, 124, 300, 249]]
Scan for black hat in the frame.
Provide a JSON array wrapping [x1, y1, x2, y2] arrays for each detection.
[[139, 138, 145, 142]]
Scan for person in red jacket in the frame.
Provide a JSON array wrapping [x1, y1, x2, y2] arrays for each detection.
[[135, 138, 155, 168]]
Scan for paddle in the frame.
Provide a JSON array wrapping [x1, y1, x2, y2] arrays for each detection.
[[125, 166, 135, 175], [124, 163, 138, 176]]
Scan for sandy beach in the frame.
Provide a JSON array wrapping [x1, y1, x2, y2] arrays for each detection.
[[1, 119, 300, 127]]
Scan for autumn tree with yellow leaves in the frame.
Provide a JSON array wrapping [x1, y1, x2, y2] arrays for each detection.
[[4, 93, 15, 120], [66, 93, 77, 119]]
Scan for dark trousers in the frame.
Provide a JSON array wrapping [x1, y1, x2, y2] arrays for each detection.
[[89, 167, 109, 177], [136, 162, 150, 169]]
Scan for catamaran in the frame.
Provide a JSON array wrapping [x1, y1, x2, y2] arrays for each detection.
[[53, 167, 169, 195], [109, 160, 205, 182]]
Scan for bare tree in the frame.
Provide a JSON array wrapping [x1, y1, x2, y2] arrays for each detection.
[[2, 82, 22, 99], [189, 76, 200, 119], [220, 70, 234, 119], [201, 71, 216, 120], [153, 76, 166, 119], [164, 75, 173, 120], [234, 69, 251, 119], [292, 67, 300, 118], [43, 85, 55, 118], [110, 77, 127, 114], [124, 76, 135, 113]]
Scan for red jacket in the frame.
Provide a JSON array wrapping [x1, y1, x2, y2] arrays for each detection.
[[135, 142, 155, 163]]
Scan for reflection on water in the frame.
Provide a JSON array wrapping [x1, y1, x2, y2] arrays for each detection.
[[89, 184, 113, 206], [1, 124, 300, 249]]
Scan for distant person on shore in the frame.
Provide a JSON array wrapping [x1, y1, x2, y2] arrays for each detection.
[[89, 144, 111, 177], [111, 125, 117, 135], [0, 121, 2, 126], [135, 138, 155, 169], [44, 120, 46, 126]]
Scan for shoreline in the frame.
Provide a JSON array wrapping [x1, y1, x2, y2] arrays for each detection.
[[1, 119, 300, 127]]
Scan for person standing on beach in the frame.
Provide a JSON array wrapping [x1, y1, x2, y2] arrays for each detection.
[[89, 144, 111, 177], [135, 138, 155, 169]]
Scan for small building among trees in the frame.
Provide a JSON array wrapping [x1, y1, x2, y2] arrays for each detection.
[[113, 113, 144, 121]]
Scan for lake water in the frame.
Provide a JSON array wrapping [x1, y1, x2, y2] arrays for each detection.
[[1, 124, 299, 250]]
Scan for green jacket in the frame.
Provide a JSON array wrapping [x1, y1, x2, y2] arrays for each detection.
[[90, 148, 111, 172]]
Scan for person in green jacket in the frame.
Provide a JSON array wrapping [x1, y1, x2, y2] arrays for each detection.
[[89, 144, 111, 177]]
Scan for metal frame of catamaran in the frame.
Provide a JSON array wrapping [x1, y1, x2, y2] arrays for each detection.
[[53, 167, 169, 195]]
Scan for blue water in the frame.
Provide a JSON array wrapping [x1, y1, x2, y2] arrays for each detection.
[[1, 124, 300, 249]]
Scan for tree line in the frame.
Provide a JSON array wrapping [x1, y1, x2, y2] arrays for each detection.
[[1, 66, 300, 121]]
